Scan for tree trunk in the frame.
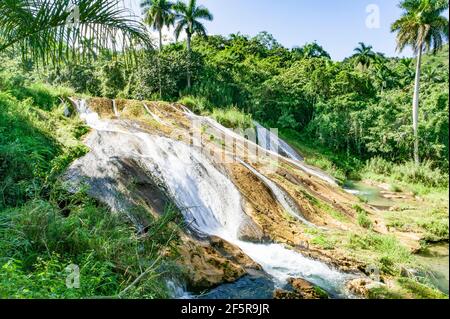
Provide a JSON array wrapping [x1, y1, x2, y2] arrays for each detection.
[[186, 32, 192, 89], [158, 28, 163, 98], [412, 46, 422, 165]]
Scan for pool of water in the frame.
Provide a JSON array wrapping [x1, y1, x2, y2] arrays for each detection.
[[197, 275, 275, 299], [415, 243, 449, 295], [343, 180, 394, 209]]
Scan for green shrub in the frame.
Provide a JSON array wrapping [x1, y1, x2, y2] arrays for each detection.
[[354, 205, 373, 229], [211, 107, 254, 130], [365, 157, 448, 188], [348, 233, 412, 266], [178, 95, 212, 114]]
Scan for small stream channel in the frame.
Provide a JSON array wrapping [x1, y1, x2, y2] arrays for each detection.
[[344, 180, 449, 296]]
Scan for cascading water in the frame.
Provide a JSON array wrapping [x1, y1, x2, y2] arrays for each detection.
[[143, 103, 167, 125], [254, 121, 303, 161], [73, 99, 352, 298], [239, 160, 315, 228], [112, 99, 119, 117], [184, 111, 338, 186]]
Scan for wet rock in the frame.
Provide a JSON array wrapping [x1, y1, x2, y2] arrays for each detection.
[[274, 278, 329, 299], [176, 235, 262, 291], [289, 278, 329, 299], [346, 278, 385, 298], [273, 289, 302, 299]]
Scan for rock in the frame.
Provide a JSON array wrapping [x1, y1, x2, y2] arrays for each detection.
[[176, 235, 262, 291], [273, 278, 329, 299], [346, 278, 385, 298], [288, 278, 329, 299], [273, 289, 302, 299]]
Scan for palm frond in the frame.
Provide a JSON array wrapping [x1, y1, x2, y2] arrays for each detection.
[[0, 0, 152, 65]]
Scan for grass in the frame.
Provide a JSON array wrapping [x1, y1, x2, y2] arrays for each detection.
[[354, 205, 373, 229], [178, 95, 212, 114], [364, 157, 449, 192], [385, 206, 449, 243], [347, 232, 413, 274], [0, 197, 180, 298], [211, 107, 254, 130], [279, 129, 361, 183], [367, 278, 448, 299], [0, 79, 180, 298]]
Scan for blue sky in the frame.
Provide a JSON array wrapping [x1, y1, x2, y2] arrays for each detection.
[[127, 0, 447, 60]]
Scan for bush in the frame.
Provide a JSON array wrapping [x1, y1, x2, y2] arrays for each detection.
[[365, 157, 448, 188], [178, 95, 212, 114], [211, 107, 254, 130], [0, 198, 179, 298]]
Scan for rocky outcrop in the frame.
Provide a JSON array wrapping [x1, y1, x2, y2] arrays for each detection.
[[273, 278, 329, 299], [346, 278, 385, 298], [175, 235, 262, 290]]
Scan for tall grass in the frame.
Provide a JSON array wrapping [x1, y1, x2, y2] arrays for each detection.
[[211, 107, 254, 130], [0, 78, 180, 298], [365, 157, 448, 188]]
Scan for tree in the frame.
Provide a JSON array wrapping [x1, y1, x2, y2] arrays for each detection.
[[0, 0, 150, 65], [141, 0, 175, 51], [173, 0, 213, 88], [141, 0, 175, 98], [391, 0, 449, 164], [352, 42, 376, 70], [301, 42, 331, 59]]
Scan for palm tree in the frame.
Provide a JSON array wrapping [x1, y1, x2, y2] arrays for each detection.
[[391, 0, 449, 165], [140, 0, 175, 52], [0, 0, 150, 65], [173, 0, 213, 88], [352, 42, 376, 70], [301, 42, 331, 59], [140, 0, 175, 98]]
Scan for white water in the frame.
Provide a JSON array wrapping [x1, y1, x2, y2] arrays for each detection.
[[183, 111, 338, 186], [74, 99, 351, 297], [239, 160, 315, 228], [112, 99, 119, 117], [143, 103, 167, 125], [254, 121, 303, 161]]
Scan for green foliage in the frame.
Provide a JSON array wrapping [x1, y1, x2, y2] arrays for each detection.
[[178, 95, 212, 114], [348, 233, 412, 270], [354, 205, 373, 229], [396, 278, 448, 299], [0, 197, 178, 298], [211, 107, 254, 129], [365, 157, 448, 187], [0, 78, 179, 298], [0, 0, 151, 65]]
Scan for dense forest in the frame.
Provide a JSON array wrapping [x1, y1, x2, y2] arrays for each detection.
[[2, 33, 448, 181], [0, 0, 448, 299]]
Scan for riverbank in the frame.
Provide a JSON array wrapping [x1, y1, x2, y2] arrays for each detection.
[[280, 130, 449, 298]]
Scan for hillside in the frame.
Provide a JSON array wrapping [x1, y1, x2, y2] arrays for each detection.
[[1, 82, 447, 298]]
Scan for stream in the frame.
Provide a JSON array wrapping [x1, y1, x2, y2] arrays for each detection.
[[74, 99, 354, 299], [416, 243, 449, 295]]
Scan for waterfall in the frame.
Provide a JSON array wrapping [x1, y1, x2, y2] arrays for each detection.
[[239, 160, 316, 228], [183, 111, 338, 186], [254, 121, 304, 162], [73, 99, 351, 298], [143, 102, 167, 125], [112, 99, 119, 117]]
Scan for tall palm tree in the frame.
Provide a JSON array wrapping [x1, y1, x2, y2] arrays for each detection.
[[0, 0, 150, 65], [352, 42, 376, 70], [173, 0, 213, 88], [391, 0, 449, 165], [140, 0, 175, 52], [141, 0, 175, 98]]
